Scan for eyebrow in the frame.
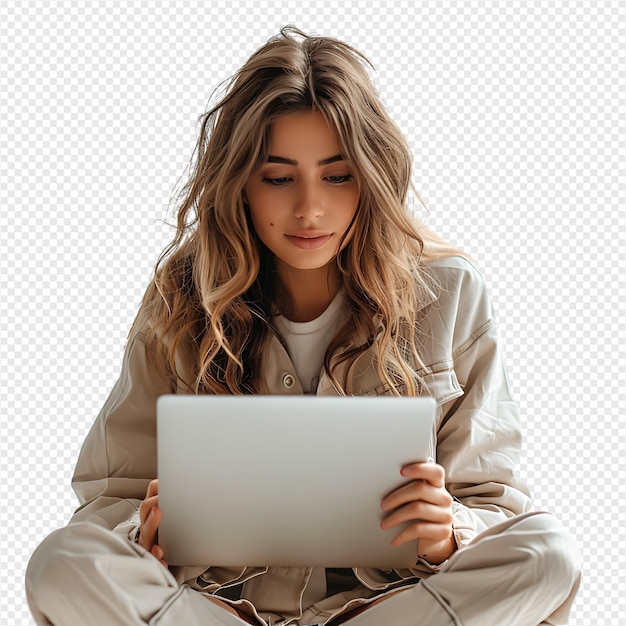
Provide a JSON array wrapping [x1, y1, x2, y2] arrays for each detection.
[[266, 154, 344, 166]]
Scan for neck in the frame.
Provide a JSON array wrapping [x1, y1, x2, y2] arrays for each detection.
[[274, 263, 340, 322]]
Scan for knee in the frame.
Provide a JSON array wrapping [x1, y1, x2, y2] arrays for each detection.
[[512, 512, 582, 590], [26, 524, 79, 621], [27, 525, 74, 593], [27, 522, 178, 625], [26, 522, 131, 610], [28, 522, 102, 578]]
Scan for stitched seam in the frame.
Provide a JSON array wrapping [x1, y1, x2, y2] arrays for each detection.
[[417, 358, 455, 377], [420, 580, 463, 626], [452, 319, 496, 360]]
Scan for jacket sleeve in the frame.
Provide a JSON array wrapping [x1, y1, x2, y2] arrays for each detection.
[[356, 257, 533, 588], [69, 322, 174, 538], [428, 257, 533, 550]]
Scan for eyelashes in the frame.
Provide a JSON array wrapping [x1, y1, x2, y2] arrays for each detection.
[[262, 177, 291, 186], [327, 175, 353, 184], [262, 175, 353, 186]]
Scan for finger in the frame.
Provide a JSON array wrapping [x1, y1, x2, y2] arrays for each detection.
[[151, 546, 168, 569], [139, 506, 162, 550], [381, 481, 451, 512], [390, 521, 453, 548], [400, 462, 446, 487], [139, 495, 159, 525], [381, 500, 452, 532], [139, 508, 157, 550], [146, 478, 159, 499]]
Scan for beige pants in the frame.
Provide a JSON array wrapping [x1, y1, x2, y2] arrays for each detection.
[[26, 512, 580, 626]]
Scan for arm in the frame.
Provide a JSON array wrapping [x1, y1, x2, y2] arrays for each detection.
[[379, 317, 531, 568], [69, 313, 264, 588], [358, 258, 531, 588], [423, 257, 532, 550], [69, 322, 173, 536]]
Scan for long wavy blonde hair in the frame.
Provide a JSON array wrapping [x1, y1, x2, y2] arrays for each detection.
[[137, 26, 456, 395]]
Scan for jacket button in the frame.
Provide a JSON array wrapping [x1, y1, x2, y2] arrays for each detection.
[[282, 373, 295, 390]]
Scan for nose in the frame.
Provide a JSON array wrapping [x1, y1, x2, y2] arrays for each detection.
[[294, 182, 324, 220]]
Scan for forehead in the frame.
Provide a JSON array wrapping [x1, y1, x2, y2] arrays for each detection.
[[268, 110, 342, 157]]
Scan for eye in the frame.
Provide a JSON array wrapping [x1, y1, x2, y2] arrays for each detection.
[[326, 175, 352, 185], [262, 177, 291, 186]]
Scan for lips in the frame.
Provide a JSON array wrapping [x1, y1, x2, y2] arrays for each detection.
[[285, 232, 333, 250]]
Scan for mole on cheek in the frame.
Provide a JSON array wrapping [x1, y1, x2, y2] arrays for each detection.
[[269, 222, 275, 227]]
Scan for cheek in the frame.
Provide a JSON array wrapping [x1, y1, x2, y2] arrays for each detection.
[[342, 194, 359, 226], [335, 210, 358, 252], [344, 188, 360, 217], [247, 190, 280, 226], [253, 217, 275, 232], [248, 209, 276, 246]]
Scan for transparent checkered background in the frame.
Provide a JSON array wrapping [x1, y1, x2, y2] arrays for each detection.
[[2, 1, 624, 623]]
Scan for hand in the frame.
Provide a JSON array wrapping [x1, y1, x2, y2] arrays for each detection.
[[380, 462, 456, 564], [138, 478, 168, 568], [138, 481, 256, 624]]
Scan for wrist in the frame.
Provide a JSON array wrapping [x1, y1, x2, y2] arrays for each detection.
[[417, 532, 457, 565]]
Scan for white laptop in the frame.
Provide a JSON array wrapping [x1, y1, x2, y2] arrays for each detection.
[[157, 394, 436, 568]]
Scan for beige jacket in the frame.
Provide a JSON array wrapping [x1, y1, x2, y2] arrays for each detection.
[[70, 255, 532, 623]]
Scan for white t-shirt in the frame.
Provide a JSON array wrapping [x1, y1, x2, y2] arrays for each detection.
[[272, 291, 347, 394], [272, 291, 353, 604]]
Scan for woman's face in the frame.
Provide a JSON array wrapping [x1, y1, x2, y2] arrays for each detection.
[[244, 110, 360, 278]]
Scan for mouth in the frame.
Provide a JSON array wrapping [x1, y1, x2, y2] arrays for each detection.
[[285, 232, 333, 250]]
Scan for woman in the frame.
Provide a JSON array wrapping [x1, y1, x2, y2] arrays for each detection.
[[26, 27, 581, 626]]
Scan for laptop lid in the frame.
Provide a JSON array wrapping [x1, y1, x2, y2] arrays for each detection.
[[157, 394, 436, 568]]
